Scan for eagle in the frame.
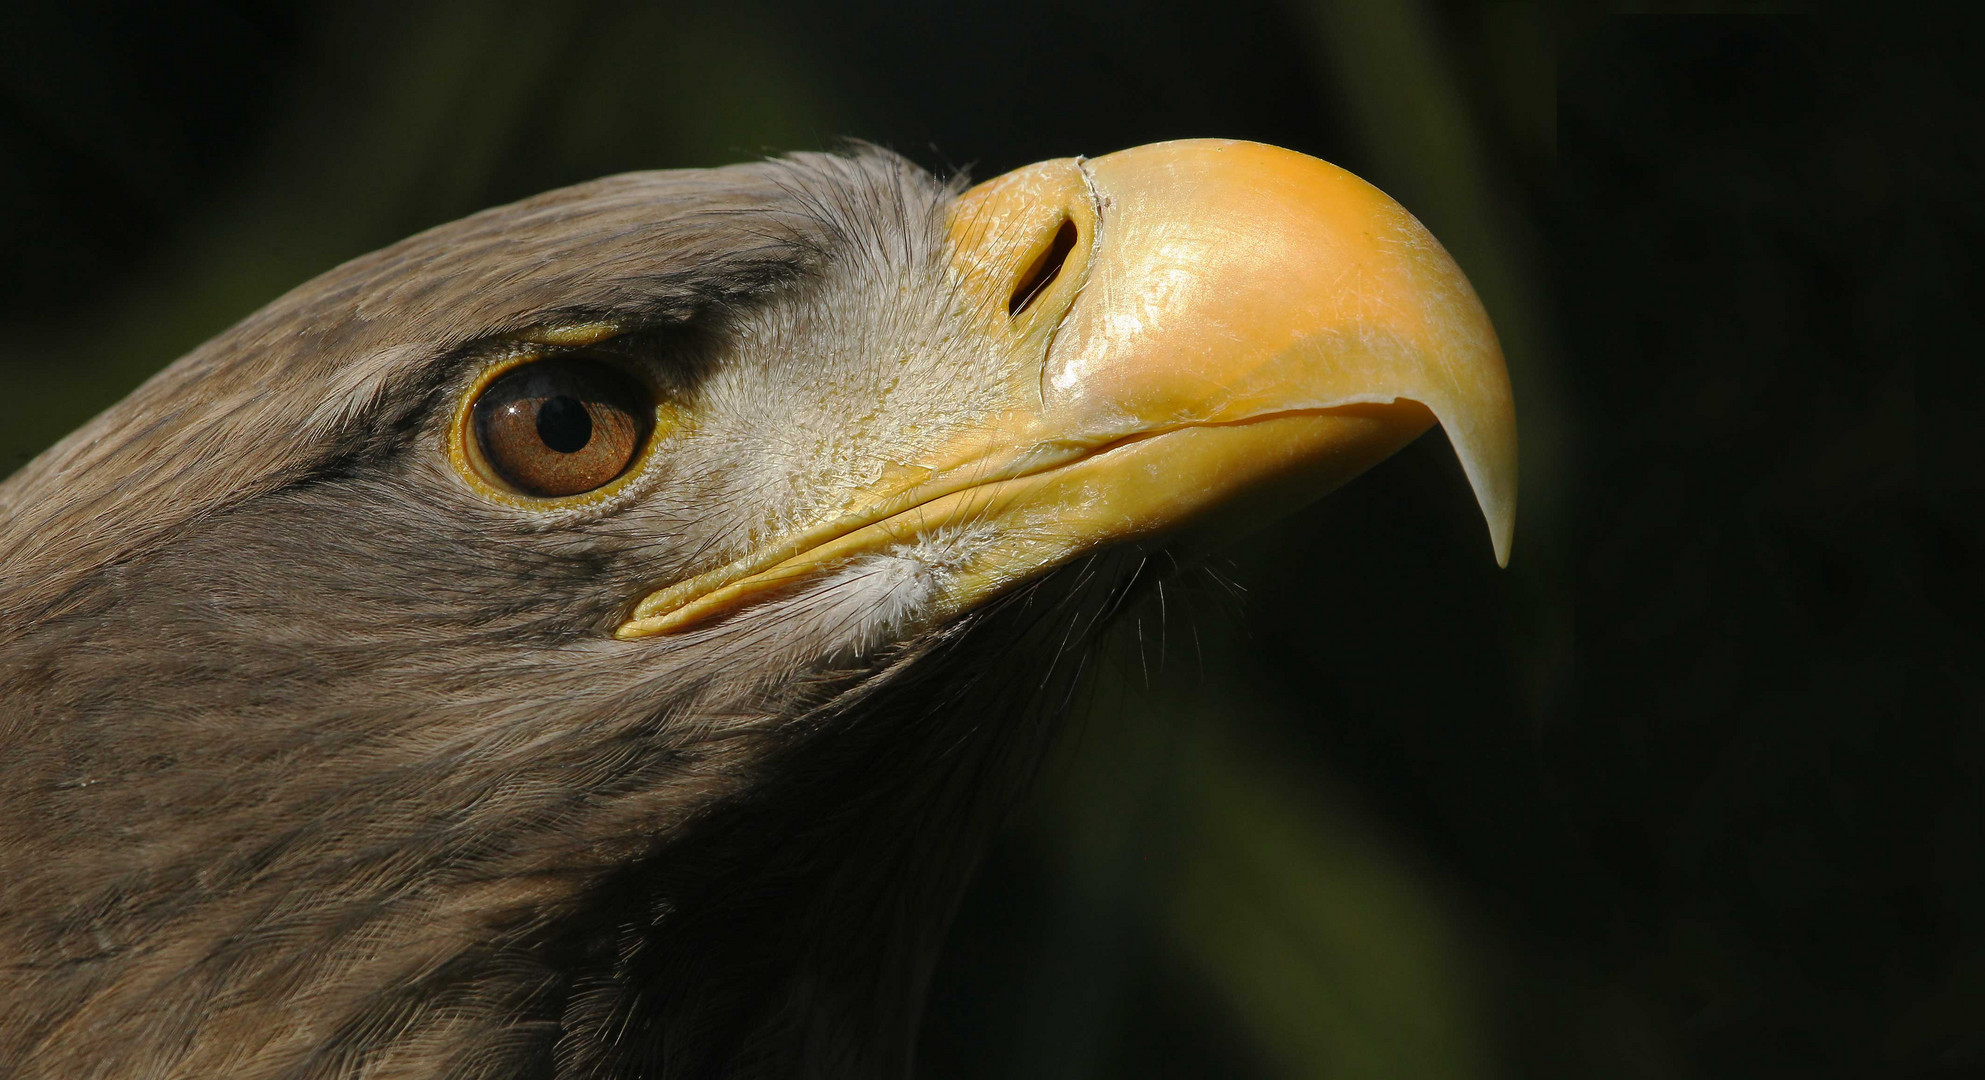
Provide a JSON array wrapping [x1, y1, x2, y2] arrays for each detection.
[[0, 140, 1514, 1078]]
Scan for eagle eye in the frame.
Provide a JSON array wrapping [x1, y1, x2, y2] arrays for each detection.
[[466, 356, 654, 498]]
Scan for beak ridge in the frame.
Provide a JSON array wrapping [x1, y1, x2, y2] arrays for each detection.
[[1046, 139, 1518, 565]]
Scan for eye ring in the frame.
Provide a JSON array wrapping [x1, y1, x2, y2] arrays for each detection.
[[448, 352, 672, 506]]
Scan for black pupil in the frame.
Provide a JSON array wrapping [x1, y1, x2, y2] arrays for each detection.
[[535, 395, 592, 453]]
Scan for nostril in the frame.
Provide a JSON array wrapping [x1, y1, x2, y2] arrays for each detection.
[[1008, 217, 1078, 318]]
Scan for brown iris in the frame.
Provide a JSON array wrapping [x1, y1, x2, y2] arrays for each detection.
[[470, 357, 652, 497]]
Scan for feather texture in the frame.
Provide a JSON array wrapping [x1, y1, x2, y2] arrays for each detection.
[[0, 147, 1133, 1078]]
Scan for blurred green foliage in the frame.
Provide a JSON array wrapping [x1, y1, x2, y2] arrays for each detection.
[[4, 4, 1980, 1078]]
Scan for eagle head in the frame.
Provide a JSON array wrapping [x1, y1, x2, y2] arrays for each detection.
[[0, 141, 1514, 1078]]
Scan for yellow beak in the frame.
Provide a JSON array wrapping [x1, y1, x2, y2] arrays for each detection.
[[618, 139, 1516, 638]]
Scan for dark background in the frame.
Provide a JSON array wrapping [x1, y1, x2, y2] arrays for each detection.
[[4, 5, 1981, 1077]]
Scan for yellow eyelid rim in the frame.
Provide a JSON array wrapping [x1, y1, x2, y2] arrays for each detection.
[[503, 320, 625, 347], [446, 344, 681, 510]]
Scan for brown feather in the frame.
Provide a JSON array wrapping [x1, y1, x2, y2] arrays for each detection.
[[0, 148, 1134, 1078]]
